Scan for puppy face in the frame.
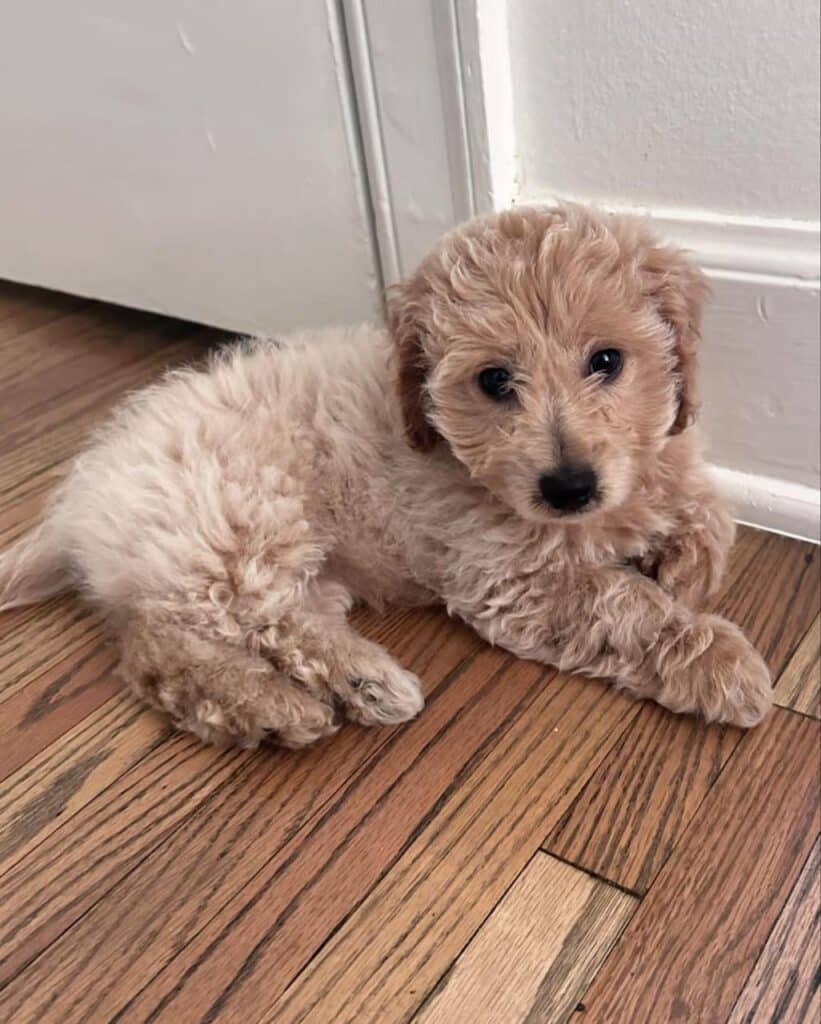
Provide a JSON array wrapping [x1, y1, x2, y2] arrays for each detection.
[[389, 204, 708, 524]]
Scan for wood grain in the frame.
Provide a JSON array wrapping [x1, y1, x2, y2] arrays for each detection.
[[0, 306, 180, 423], [0, 331, 215, 548], [0, 284, 224, 796], [708, 523, 769, 608], [34, 652, 559, 1024], [0, 281, 86, 343], [727, 837, 820, 1024], [0, 607, 482, 1017], [716, 531, 819, 674], [0, 636, 121, 784], [0, 734, 250, 989], [774, 616, 820, 718], [543, 526, 818, 895], [259, 678, 637, 1024], [415, 853, 636, 1024], [0, 324, 205, 463], [577, 708, 820, 1023], [0, 595, 104, 706], [546, 706, 738, 894], [0, 691, 169, 874]]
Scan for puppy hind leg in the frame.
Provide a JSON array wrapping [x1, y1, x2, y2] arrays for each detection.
[[253, 600, 424, 727], [327, 629, 425, 726], [120, 613, 340, 749]]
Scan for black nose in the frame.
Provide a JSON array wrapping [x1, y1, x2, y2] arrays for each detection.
[[539, 465, 598, 512]]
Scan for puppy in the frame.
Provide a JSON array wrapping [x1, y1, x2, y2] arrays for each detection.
[[0, 204, 772, 747]]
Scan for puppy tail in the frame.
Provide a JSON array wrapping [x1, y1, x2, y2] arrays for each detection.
[[0, 524, 68, 612]]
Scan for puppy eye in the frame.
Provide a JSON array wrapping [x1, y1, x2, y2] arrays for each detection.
[[478, 366, 515, 400], [587, 348, 623, 381]]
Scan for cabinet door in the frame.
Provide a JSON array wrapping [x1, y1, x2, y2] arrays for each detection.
[[0, 1, 381, 333]]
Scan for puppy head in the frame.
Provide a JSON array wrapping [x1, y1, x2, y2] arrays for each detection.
[[387, 203, 708, 523]]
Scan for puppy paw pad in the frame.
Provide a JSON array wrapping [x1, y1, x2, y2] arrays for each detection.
[[343, 666, 424, 726]]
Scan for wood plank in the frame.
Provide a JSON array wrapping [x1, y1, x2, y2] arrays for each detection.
[[0, 691, 169, 876], [0, 734, 253, 990], [415, 853, 636, 1024], [576, 708, 820, 1023], [0, 334, 216, 548], [0, 595, 104, 706], [774, 616, 820, 718], [0, 636, 121, 783], [0, 306, 218, 549], [727, 837, 820, 1024], [0, 306, 182, 421], [0, 323, 208, 462], [0, 476, 64, 550], [0, 606, 482, 1008], [262, 675, 636, 1024], [707, 522, 769, 608], [0, 301, 140, 370], [0, 609, 473, 875], [717, 531, 819, 675], [0, 281, 87, 342], [543, 527, 816, 895], [546, 706, 738, 894], [8, 650, 563, 1024]]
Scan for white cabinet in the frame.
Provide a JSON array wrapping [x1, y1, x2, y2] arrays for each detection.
[[0, 1, 382, 333]]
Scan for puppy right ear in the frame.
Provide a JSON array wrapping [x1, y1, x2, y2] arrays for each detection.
[[643, 245, 710, 435], [386, 279, 440, 451]]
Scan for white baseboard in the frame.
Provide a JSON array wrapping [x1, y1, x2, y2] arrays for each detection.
[[711, 466, 820, 542], [564, 202, 819, 282], [642, 209, 819, 283], [516, 195, 820, 283]]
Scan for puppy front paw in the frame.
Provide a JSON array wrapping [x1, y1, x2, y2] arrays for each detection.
[[657, 615, 772, 728], [694, 616, 773, 727], [638, 529, 728, 609]]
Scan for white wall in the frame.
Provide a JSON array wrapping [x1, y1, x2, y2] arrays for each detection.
[[509, 0, 820, 221], [503, 0, 820, 538], [0, 1, 381, 334]]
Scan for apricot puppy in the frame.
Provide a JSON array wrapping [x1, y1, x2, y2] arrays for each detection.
[[0, 204, 772, 746]]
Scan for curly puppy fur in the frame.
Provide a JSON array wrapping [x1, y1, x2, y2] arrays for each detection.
[[0, 204, 772, 746]]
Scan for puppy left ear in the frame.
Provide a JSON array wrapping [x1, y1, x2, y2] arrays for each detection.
[[386, 277, 440, 451], [648, 248, 710, 434]]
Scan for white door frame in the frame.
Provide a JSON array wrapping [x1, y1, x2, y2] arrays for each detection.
[[341, 0, 515, 284]]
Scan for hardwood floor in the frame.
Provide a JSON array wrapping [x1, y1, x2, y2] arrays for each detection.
[[0, 279, 818, 1024]]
